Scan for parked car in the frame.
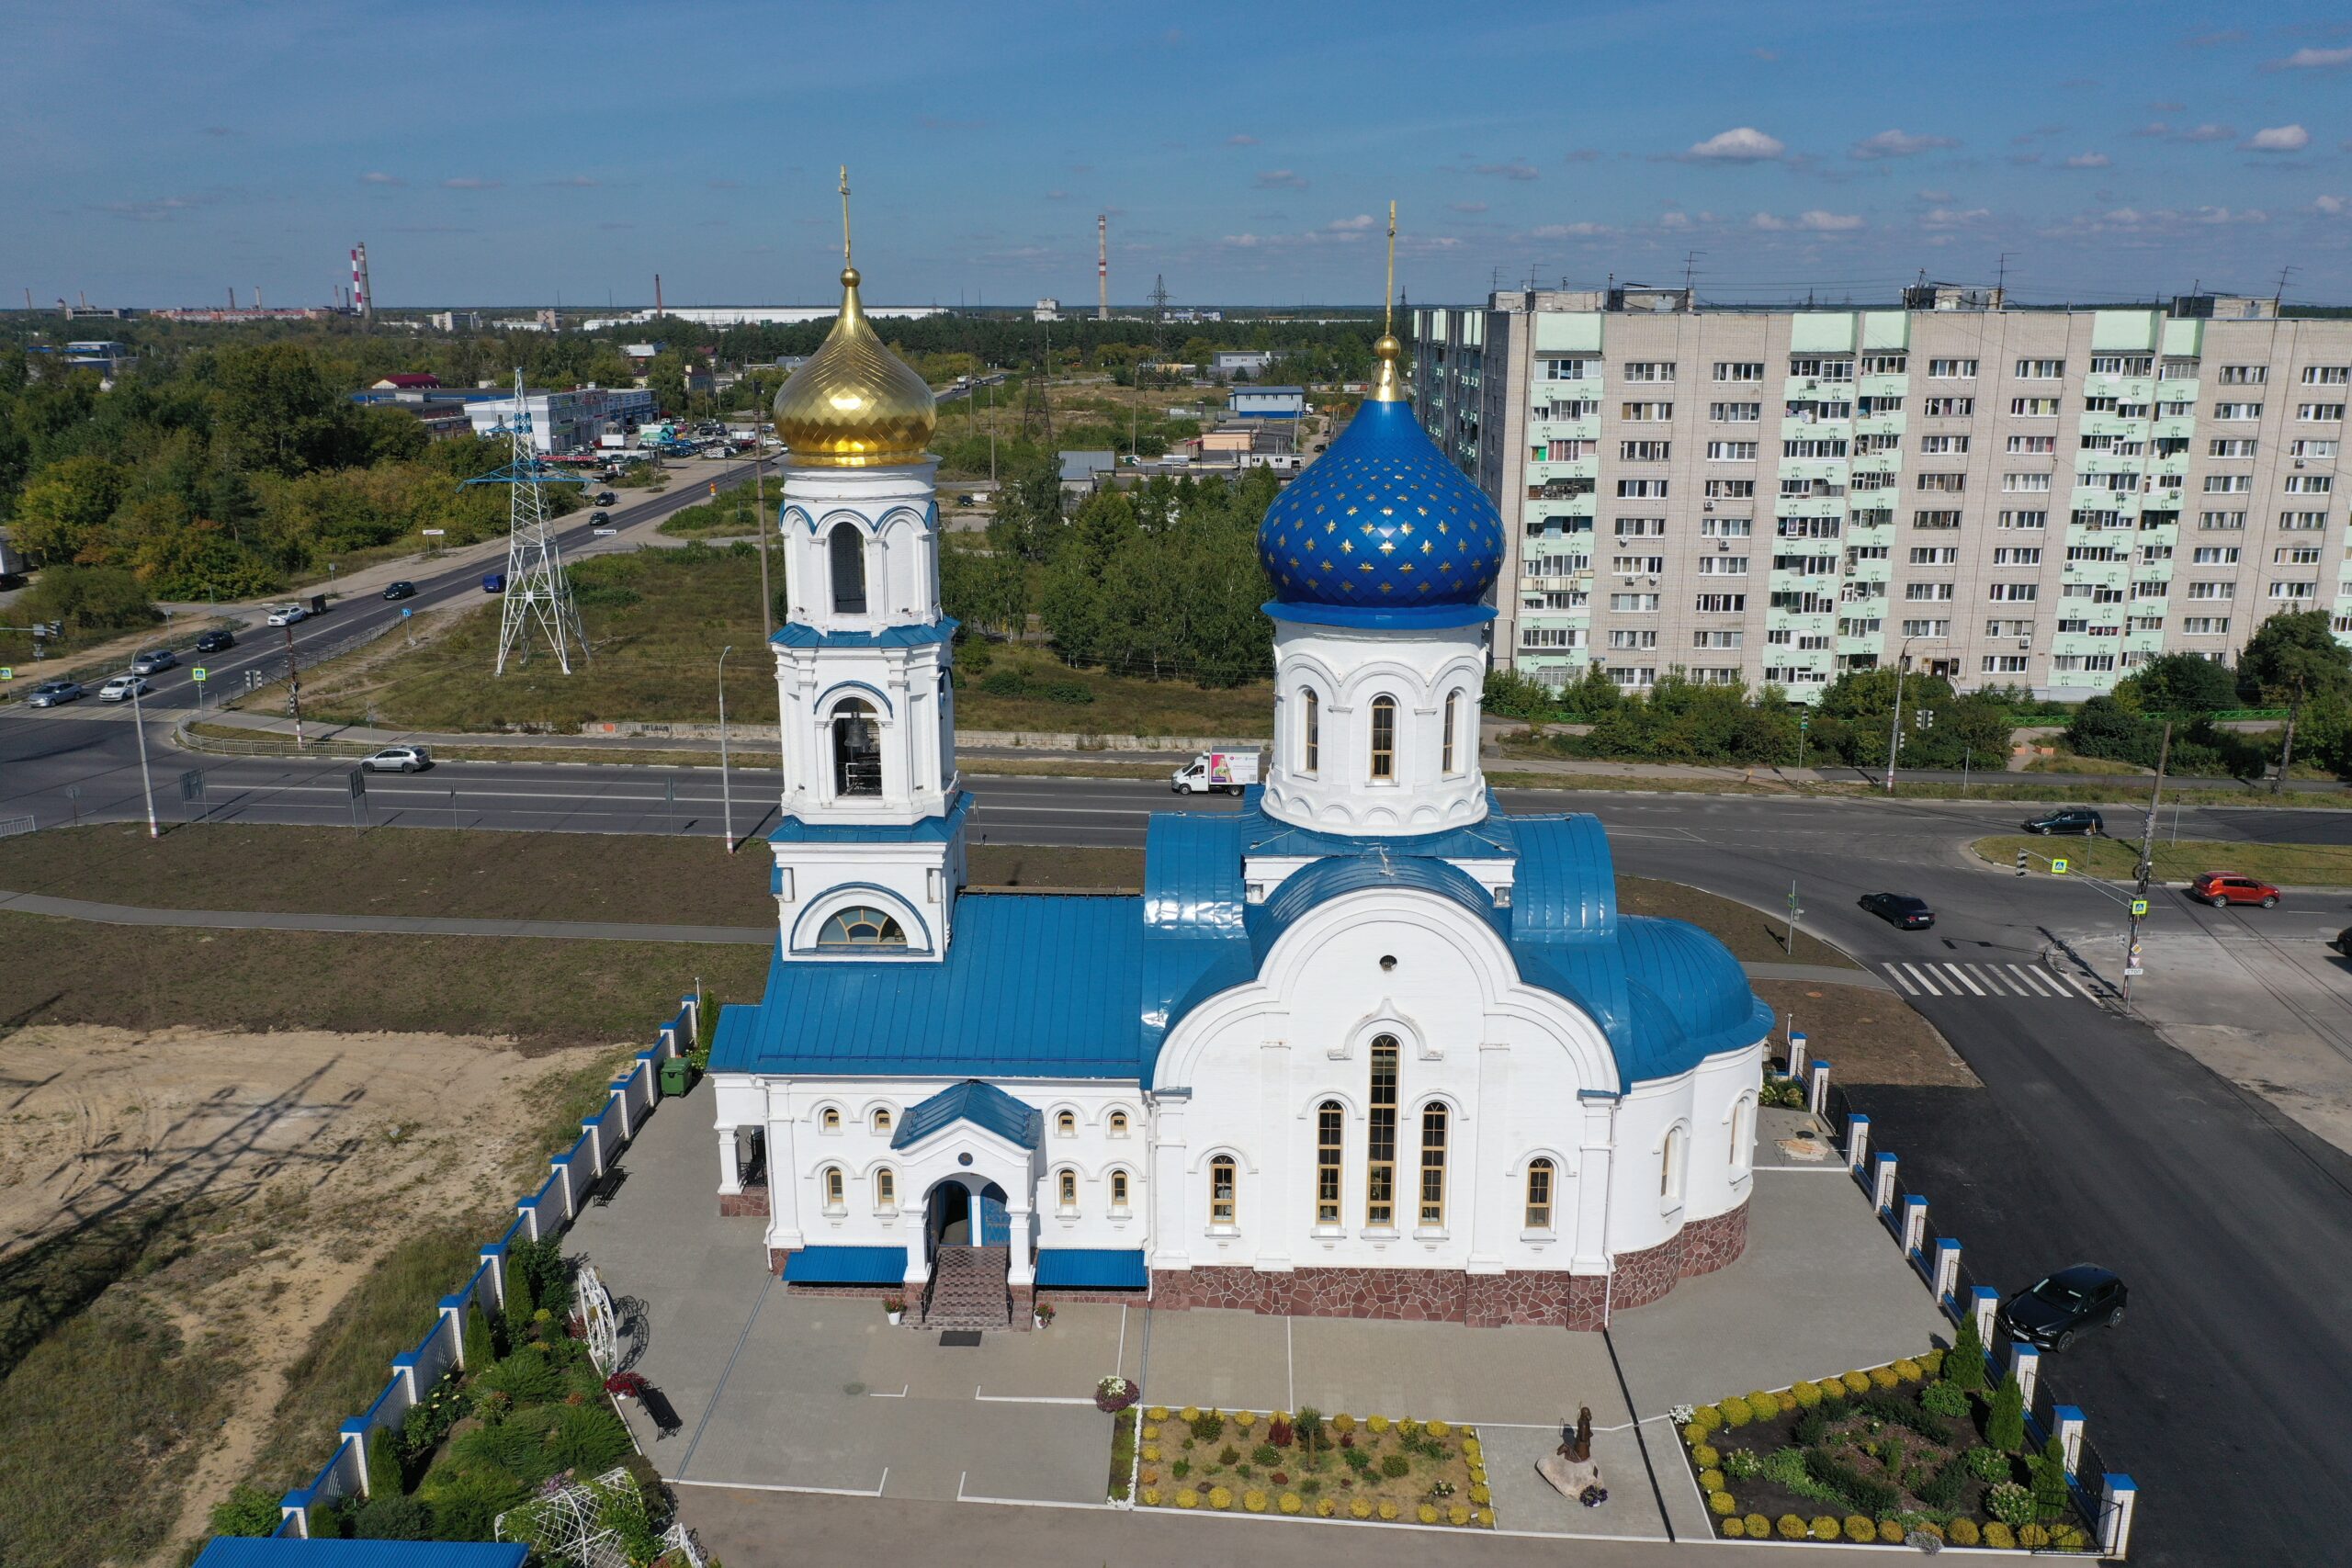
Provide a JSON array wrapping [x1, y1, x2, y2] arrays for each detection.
[[266, 604, 310, 626], [382, 580, 418, 601], [129, 648, 177, 675], [96, 674, 150, 703], [2001, 1265, 2127, 1352], [2189, 871, 2280, 908], [594, 491, 618, 506], [361, 744, 433, 773], [481, 573, 507, 593], [193, 628, 235, 653], [25, 679, 84, 707], [2021, 808, 2104, 836], [1859, 892, 1936, 930]]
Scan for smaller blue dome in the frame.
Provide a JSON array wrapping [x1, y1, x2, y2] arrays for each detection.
[[1258, 399, 1504, 622]]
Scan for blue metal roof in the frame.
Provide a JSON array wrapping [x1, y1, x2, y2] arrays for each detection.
[[1263, 600, 1496, 630], [1245, 853, 1504, 968], [782, 1246, 908, 1284], [1508, 815, 1620, 938], [1145, 813, 1249, 934], [195, 1544, 527, 1568], [707, 894, 1149, 1079], [770, 617, 956, 650], [1236, 793, 1516, 861], [1614, 917, 1780, 1082], [893, 1080, 1043, 1150], [771, 791, 972, 846], [1034, 1248, 1148, 1288]]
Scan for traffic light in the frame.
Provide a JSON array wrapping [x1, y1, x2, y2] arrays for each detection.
[[2016, 849, 2029, 876]]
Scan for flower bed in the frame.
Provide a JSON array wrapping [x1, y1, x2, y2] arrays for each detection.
[[1675, 1340, 2094, 1551], [1133, 1404, 1493, 1527]]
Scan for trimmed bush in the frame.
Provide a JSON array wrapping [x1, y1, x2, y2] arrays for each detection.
[[1744, 1389, 1780, 1416], [1251, 1443, 1280, 1468], [1461, 1437, 1482, 1461], [1987, 1372, 2027, 1453], [1986, 1481, 2035, 1529], [1947, 1315, 1989, 1392], [1948, 1517, 1981, 1546], [1418, 1504, 1440, 1525], [1892, 1357, 1924, 1382], [2052, 1525, 2089, 1551], [1966, 1446, 2012, 1483], [1242, 1489, 1268, 1513], [1878, 1517, 1905, 1543], [1721, 1517, 1746, 1537], [1232, 1410, 1256, 1431], [1845, 1515, 1876, 1542], [1777, 1514, 1807, 1540], [1207, 1486, 1232, 1510], [1147, 1405, 1169, 1421], [1361, 1414, 1384, 1434], [1377, 1500, 1399, 1521], [1681, 1421, 1709, 1446], [1869, 1366, 1901, 1390], [1919, 1348, 1946, 1377], [1983, 1520, 2016, 1550], [1279, 1493, 1302, 1515], [1141, 1444, 1159, 1463], [1719, 1395, 1754, 1428], [1811, 1515, 1841, 1540], [1744, 1512, 1770, 1537], [1316, 1497, 1335, 1517], [1469, 1483, 1491, 1506], [1179, 1405, 1199, 1422], [1350, 1496, 1374, 1519], [2018, 1523, 2051, 1549], [1141, 1488, 1161, 1506], [1838, 1370, 1870, 1394], [1690, 1404, 1723, 1432], [1426, 1418, 1452, 1438], [1698, 1469, 1725, 1492], [1708, 1491, 1737, 1516], [1379, 1453, 1410, 1479], [1920, 1379, 1970, 1418], [1449, 1504, 1472, 1527], [1476, 1507, 1494, 1529], [1176, 1489, 1199, 1509], [1790, 1379, 1822, 1408]]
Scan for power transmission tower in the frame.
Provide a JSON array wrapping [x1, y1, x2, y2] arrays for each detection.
[[1020, 321, 1055, 444], [467, 369, 592, 675]]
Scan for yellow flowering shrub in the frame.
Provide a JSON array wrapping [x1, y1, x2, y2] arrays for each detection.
[[1475, 1508, 1494, 1529], [1176, 1489, 1199, 1509], [1448, 1505, 1471, 1527], [1841, 1371, 1871, 1394], [1146, 1405, 1169, 1421], [1893, 1358, 1924, 1382], [1377, 1501, 1399, 1521], [1811, 1515, 1841, 1540], [1141, 1488, 1160, 1507], [1723, 1517, 1746, 1538], [1744, 1514, 1770, 1538], [1461, 1437, 1483, 1462], [1417, 1504, 1440, 1525], [1350, 1497, 1374, 1519], [1364, 1414, 1388, 1434], [1279, 1493, 1302, 1515], [1680, 1422, 1709, 1446], [1693, 1404, 1724, 1432], [1790, 1379, 1822, 1408], [1334, 1413, 1359, 1434], [1777, 1515, 1807, 1540], [1699, 1469, 1725, 1492], [1425, 1419, 1451, 1439], [1709, 1492, 1737, 1516], [1141, 1445, 1159, 1463], [1242, 1490, 1267, 1513], [1469, 1483, 1490, 1506], [1879, 1518, 1906, 1543], [1690, 1444, 1719, 1470], [1845, 1516, 1875, 1542], [1180, 1406, 1200, 1423], [1870, 1366, 1900, 1390], [1315, 1497, 1335, 1517], [1208, 1486, 1233, 1511], [1233, 1411, 1256, 1431]]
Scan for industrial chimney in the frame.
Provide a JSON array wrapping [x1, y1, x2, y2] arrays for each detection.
[[1097, 214, 1109, 321]]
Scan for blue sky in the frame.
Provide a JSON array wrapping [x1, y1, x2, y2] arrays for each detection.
[[4, 1, 2348, 310]]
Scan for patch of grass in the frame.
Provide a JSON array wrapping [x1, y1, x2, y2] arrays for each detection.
[[1749, 980, 1977, 1089], [1973, 834, 2352, 889], [2022, 750, 2145, 776], [1619, 876, 1860, 969], [248, 1224, 489, 1490], [0, 912, 768, 1054], [956, 643, 1272, 739], [657, 490, 763, 537], [1108, 1405, 1137, 1501], [1489, 771, 1804, 795], [0, 823, 777, 928], [514, 1046, 643, 1184], [0, 1194, 227, 1379], [0, 1294, 234, 1568]]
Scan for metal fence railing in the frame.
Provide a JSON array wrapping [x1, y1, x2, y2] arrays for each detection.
[[0, 814, 33, 839]]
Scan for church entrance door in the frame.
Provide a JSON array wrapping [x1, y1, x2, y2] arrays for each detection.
[[922, 1179, 1011, 1260]]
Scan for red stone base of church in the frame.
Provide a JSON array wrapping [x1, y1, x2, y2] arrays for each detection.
[[1147, 1201, 1746, 1329], [719, 1185, 770, 1218]]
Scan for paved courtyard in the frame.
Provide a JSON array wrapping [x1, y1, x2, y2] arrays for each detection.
[[571, 1088, 1949, 1545]]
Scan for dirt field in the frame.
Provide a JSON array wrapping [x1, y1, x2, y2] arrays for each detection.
[[0, 1023, 628, 1566], [1751, 979, 1979, 1088]]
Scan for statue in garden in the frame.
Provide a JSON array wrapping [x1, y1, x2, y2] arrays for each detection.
[[1538, 1402, 1605, 1502]]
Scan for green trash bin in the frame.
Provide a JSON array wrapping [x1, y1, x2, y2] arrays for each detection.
[[660, 1056, 693, 1098]]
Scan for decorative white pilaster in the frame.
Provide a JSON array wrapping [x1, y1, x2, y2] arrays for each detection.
[[717, 1127, 743, 1195]]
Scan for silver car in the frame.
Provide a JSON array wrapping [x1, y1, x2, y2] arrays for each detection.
[[25, 680, 85, 707], [130, 648, 178, 675], [362, 744, 433, 773]]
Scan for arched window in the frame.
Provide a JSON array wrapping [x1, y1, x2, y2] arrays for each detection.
[[1369, 695, 1396, 780], [872, 1107, 893, 1134], [1108, 1110, 1130, 1137], [818, 906, 905, 947], [831, 698, 882, 796], [1057, 1168, 1079, 1213], [1315, 1100, 1344, 1225], [1110, 1169, 1131, 1213], [1302, 688, 1321, 776], [1366, 1034, 1398, 1227], [937, 671, 955, 789], [828, 523, 867, 615], [1056, 1111, 1077, 1137], [1525, 1158, 1555, 1231], [1209, 1156, 1237, 1226], [1730, 1097, 1754, 1172], [1662, 1126, 1687, 1205], [1442, 691, 1461, 774], [820, 1107, 842, 1134], [821, 1165, 845, 1211], [875, 1167, 897, 1210], [1418, 1103, 1449, 1227]]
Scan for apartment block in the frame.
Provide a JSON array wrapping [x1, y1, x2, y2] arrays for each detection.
[[1411, 286, 2352, 699]]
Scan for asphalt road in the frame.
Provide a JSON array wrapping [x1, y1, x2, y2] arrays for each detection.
[[3, 744, 2348, 1561]]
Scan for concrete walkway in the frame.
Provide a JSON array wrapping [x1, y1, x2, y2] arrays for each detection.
[[1740, 961, 1889, 990], [0, 887, 772, 943]]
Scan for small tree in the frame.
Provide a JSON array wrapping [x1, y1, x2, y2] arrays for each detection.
[[366, 1425, 403, 1499], [2031, 1435, 2073, 1520], [1946, 1314, 1988, 1392], [1986, 1371, 2026, 1454], [462, 1303, 492, 1374]]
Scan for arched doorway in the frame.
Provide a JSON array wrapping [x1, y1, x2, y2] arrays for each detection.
[[924, 1177, 1009, 1259]]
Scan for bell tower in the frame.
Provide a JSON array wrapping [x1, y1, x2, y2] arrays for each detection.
[[765, 170, 967, 963]]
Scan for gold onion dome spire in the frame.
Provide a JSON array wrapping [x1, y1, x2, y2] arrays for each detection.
[[1366, 200, 1405, 402], [772, 168, 937, 467]]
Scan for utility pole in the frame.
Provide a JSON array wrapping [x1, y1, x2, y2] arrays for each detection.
[[752, 446, 773, 638], [283, 621, 305, 750], [718, 644, 735, 853], [2124, 721, 2172, 1006], [130, 679, 160, 840], [2273, 675, 2305, 795]]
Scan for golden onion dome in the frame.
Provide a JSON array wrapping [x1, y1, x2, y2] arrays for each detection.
[[772, 265, 937, 466]]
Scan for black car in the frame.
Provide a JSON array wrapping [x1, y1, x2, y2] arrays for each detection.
[[193, 628, 235, 653], [382, 581, 417, 601], [2001, 1265, 2127, 1351], [590, 510, 613, 525], [594, 491, 617, 506], [1859, 892, 1935, 930], [2334, 927, 2352, 958], [2021, 808, 2104, 837]]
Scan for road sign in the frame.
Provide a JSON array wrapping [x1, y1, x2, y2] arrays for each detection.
[[2052, 857, 2070, 875], [593, 527, 616, 536], [1798, 715, 1809, 730], [2130, 897, 2149, 917], [178, 769, 206, 803], [401, 607, 413, 619], [347, 768, 368, 800], [0, 667, 12, 681], [192, 667, 208, 682], [2123, 966, 2144, 977], [421, 528, 447, 536]]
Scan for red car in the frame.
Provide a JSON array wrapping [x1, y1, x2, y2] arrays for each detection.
[[2190, 872, 2280, 908]]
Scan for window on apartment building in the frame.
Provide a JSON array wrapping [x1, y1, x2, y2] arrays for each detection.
[[2291, 439, 2340, 458], [1900, 618, 1952, 637], [1987, 583, 2039, 602], [2217, 365, 2267, 386], [1915, 472, 1966, 492], [2299, 404, 2348, 423], [2199, 510, 2247, 530], [1612, 516, 1666, 537], [1857, 432, 1902, 454], [1909, 547, 1960, 565], [1919, 434, 1970, 455], [1705, 440, 1758, 460], [2269, 581, 2318, 600], [2213, 401, 2263, 421], [2304, 366, 2351, 386], [2007, 434, 2055, 454], [2161, 356, 2199, 378], [2089, 355, 2154, 377], [1540, 440, 1594, 460], [1620, 400, 1673, 422], [1982, 655, 2030, 674], [1905, 582, 1957, 602], [2204, 475, 2253, 493], [1611, 555, 1666, 577], [1783, 437, 1849, 458], [1692, 629, 1744, 648], [1541, 357, 1595, 380], [1608, 629, 1658, 649], [1922, 396, 1975, 417], [1709, 401, 1761, 422], [1610, 665, 1659, 688], [1701, 515, 1753, 536], [1851, 472, 1896, 491], [2185, 581, 2233, 600], [1913, 510, 1963, 529], [1713, 361, 1764, 382], [2192, 547, 2240, 564], [2159, 399, 2195, 417], [2279, 512, 2329, 532], [2276, 547, 2324, 566], [2072, 509, 2126, 530], [1620, 440, 1671, 461], [2002, 472, 2052, 493], [1928, 358, 1978, 378], [1858, 394, 1905, 416], [1847, 544, 1889, 560], [2182, 616, 2231, 634], [2209, 438, 2258, 457], [1696, 556, 1748, 575], [2015, 358, 2065, 379], [1520, 627, 1578, 648], [1692, 593, 1747, 613], [1789, 356, 1855, 379], [1610, 592, 1662, 612], [1860, 354, 1908, 375], [2010, 396, 2060, 417], [1616, 479, 1669, 498], [1704, 479, 1757, 499], [1778, 517, 1842, 538], [1993, 547, 2042, 565], [1620, 361, 1675, 382]]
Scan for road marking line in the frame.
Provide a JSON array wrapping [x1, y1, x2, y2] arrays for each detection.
[[1900, 963, 1942, 996], [1883, 964, 1918, 996], [1980, 966, 2030, 997], [2056, 970, 2098, 999], [1940, 963, 1986, 996], [2007, 964, 2055, 997]]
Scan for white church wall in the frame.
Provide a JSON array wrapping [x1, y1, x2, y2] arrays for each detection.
[[1605, 1040, 1770, 1258], [778, 463, 942, 634], [1259, 619, 1489, 835]]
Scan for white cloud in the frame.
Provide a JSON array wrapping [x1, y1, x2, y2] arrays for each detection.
[[2179, 123, 2236, 143], [1532, 221, 1614, 238], [1657, 211, 1693, 230], [2062, 152, 2111, 169], [1448, 200, 1488, 214], [1254, 169, 1307, 189], [1849, 129, 1957, 161], [1751, 209, 1862, 232], [1476, 161, 1540, 180], [1226, 133, 1258, 146], [359, 171, 403, 186], [441, 175, 501, 189], [2314, 195, 2348, 216], [1326, 213, 1377, 231], [2270, 46, 2352, 70], [2245, 124, 2311, 152], [1685, 127, 1784, 162], [1922, 207, 1992, 228], [2190, 206, 2267, 223]]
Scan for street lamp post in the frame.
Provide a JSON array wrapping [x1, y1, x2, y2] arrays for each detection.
[[129, 679, 159, 840], [718, 644, 734, 853], [1883, 634, 1936, 794]]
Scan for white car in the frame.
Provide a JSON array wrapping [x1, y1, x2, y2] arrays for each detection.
[[361, 745, 433, 773], [97, 674, 151, 703], [266, 604, 310, 626]]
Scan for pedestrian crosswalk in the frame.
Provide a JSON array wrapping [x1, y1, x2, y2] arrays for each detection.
[[1880, 960, 2100, 1002]]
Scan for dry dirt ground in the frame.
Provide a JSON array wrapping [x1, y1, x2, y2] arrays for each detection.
[[0, 1023, 622, 1562]]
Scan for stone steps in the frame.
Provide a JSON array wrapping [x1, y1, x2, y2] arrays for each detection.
[[919, 1244, 1010, 1328]]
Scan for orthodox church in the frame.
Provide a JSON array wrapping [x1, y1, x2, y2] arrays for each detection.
[[707, 216, 1773, 1331]]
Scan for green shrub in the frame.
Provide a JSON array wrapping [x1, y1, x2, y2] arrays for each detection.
[[1844, 1515, 1876, 1542], [1691, 1404, 1724, 1432], [1803, 1447, 1899, 1517], [1947, 1517, 1981, 1546], [1946, 1316, 1988, 1392], [414, 1469, 526, 1542], [350, 1494, 432, 1540], [1791, 1405, 1828, 1447], [2032, 1436, 2073, 1518], [462, 1305, 493, 1378], [1919, 1379, 1970, 1418], [1251, 1443, 1280, 1468], [1869, 1366, 1900, 1391], [1985, 1481, 2035, 1529], [1776, 1514, 1807, 1540], [1966, 1445, 2012, 1483], [1719, 1395, 1754, 1428], [1982, 1520, 2016, 1550], [209, 1485, 282, 1538], [1379, 1452, 1410, 1479], [1919, 1348, 1946, 1377], [474, 1345, 563, 1404], [1723, 1449, 1762, 1481], [367, 1425, 404, 1497], [1191, 1411, 1226, 1441], [1986, 1371, 2027, 1453], [1917, 1457, 1967, 1510], [1760, 1448, 1810, 1487], [2018, 1523, 2051, 1549], [1709, 1490, 1736, 1515]]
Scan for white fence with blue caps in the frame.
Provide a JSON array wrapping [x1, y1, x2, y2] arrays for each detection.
[[267, 994, 701, 1540]]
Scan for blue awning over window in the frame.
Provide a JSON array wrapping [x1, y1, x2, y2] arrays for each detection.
[[782, 1246, 907, 1284], [1033, 1248, 1148, 1289]]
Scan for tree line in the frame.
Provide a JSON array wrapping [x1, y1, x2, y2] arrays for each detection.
[[2064, 611, 2352, 780]]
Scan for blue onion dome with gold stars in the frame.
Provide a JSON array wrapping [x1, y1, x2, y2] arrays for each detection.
[[1257, 335, 1503, 627]]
